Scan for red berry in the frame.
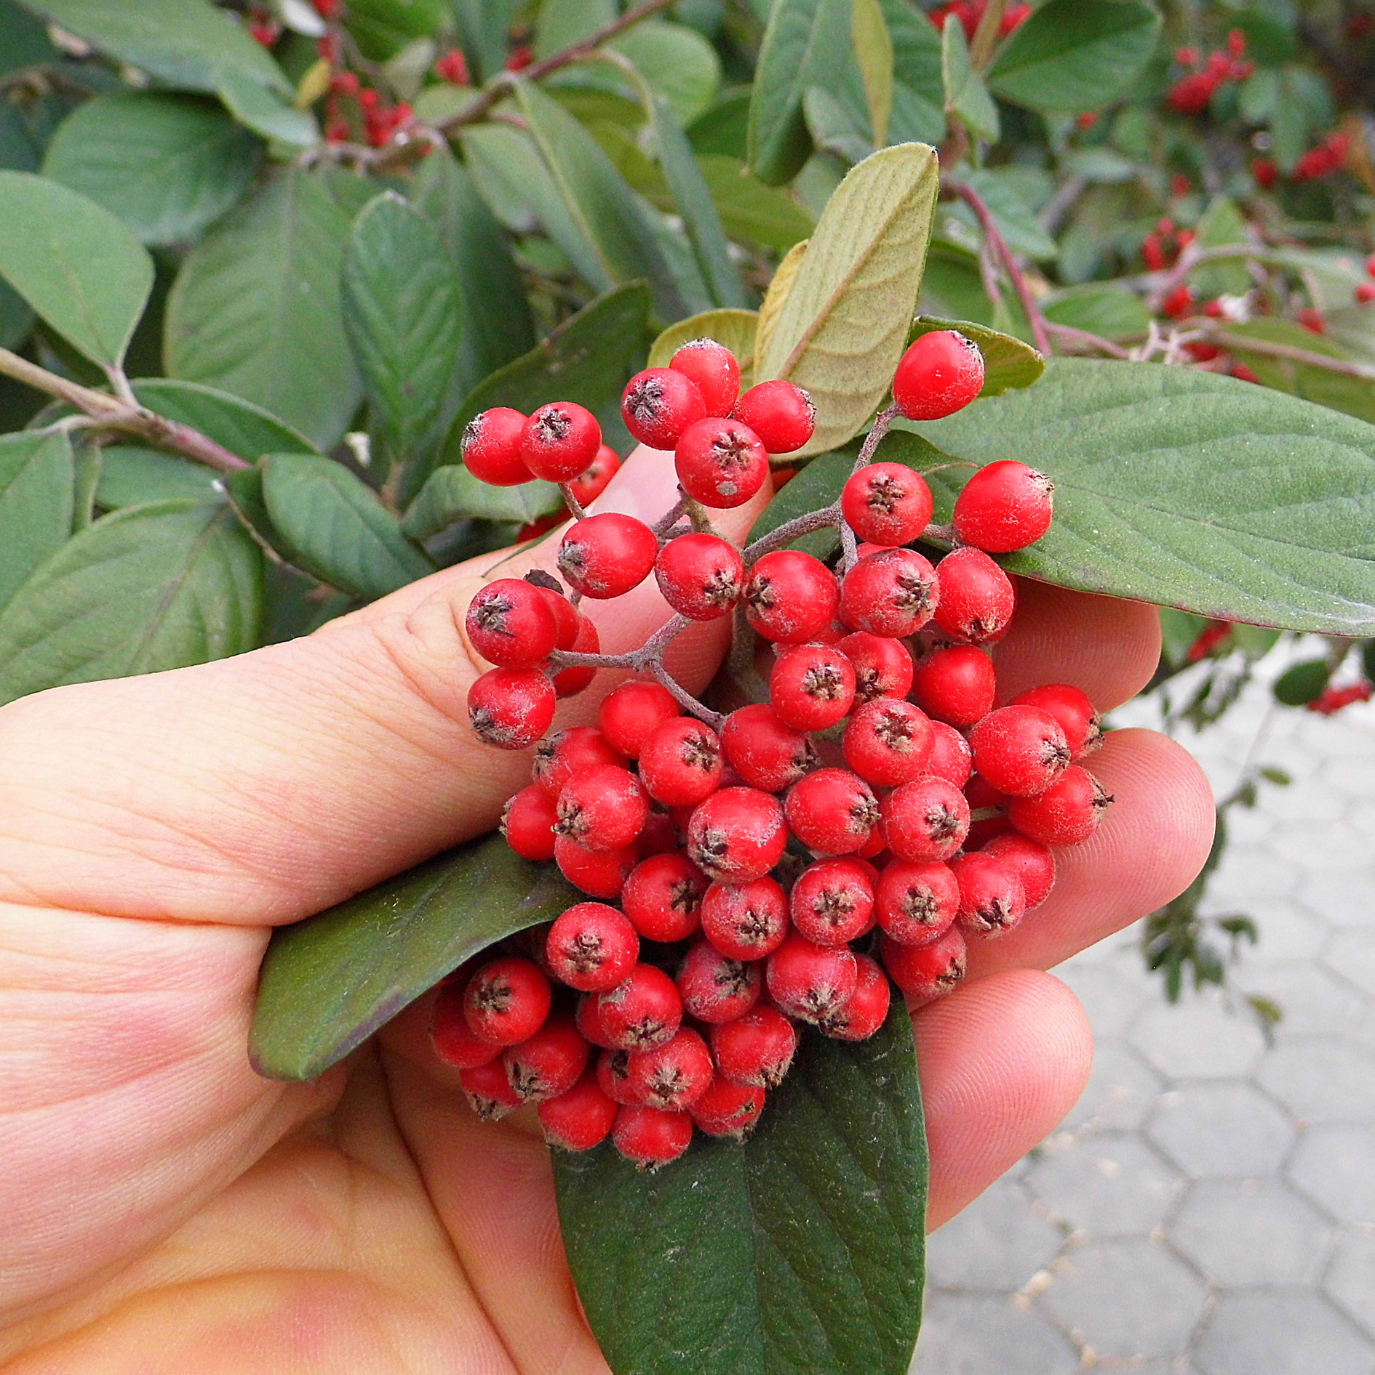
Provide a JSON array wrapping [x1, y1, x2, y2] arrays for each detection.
[[745, 550, 840, 643], [434, 46, 471, 84], [675, 416, 769, 509], [822, 953, 891, 1040], [790, 857, 875, 945], [538, 1069, 618, 1150], [686, 786, 788, 882], [655, 532, 744, 620], [700, 877, 790, 960], [769, 642, 856, 730], [545, 902, 640, 991], [466, 578, 559, 668], [551, 613, 600, 698], [1357, 283, 1375, 305], [468, 667, 556, 750], [554, 834, 638, 898], [932, 547, 1015, 643], [554, 764, 649, 852], [842, 698, 934, 786], [461, 407, 529, 486], [639, 717, 724, 806], [840, 462, 934, 546], [982, 832, 1056, 909], [460, 1057, 524, 1120], [1007, 764, 1112, 845], [910, 645, 997, 728], [557, 513, 658, 599], [1011, 683, 1102, 759], [521, 402, 602, 482], [503, 1012, 590, 1102], [880, 926, 967, 1001], [670, 339, 741, 417], [876, 859, 960, 946], [538, 582, 581, 649], [430, 978, 502, 1068], [785, 768, 881, 856], [566, 444, 620, 508], [501, 785, 559, 861], [691, 1077, 765, 1140], [596, 1046, 642, 1103], [926, 720, 974, 788], [464, 956, 552, 1045], [950, 851, 1026, 936], [892, 330, 985, 420], [710, 1005, 796, 1086], [677, 940, 762, 1022], [952, 461, 1054, 553], [626, 1026, 714, 1109], [598, 680, 680, 758], [839, 548, 939, 637], [533, 726, 626, 799], [733, 380, 816, 453], [613, 1104, 693, 1169], [721, 703, 817, 792], [1367, 253, 1375, 280], [621, 367, 707, 449], [597, 963, 683, 1050], [622, 851, 708, 942], [968, 705, 1071, 797], [637, 811, 679, 858], [881, 775, 970, 862], [766, 934, 858, 1025], [964, 772, 1013, 848], [838, 631, 913, 704]]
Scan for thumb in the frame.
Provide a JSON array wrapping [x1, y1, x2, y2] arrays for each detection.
[[0, 446, 773, 926]]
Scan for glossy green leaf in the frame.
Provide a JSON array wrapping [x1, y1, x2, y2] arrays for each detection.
[[0, 429, 73, 607], [261, 453, 433, 600], [165, 168, 360, 451], [803, 86, 873, 165], [941, 16, 998, 144], [41, 93, 259, 246], [881, 0, 945, 145], [0, 170, 153, 366], [95, 445, 221, 509], [609, 20, 723, 127], [988, 0, 1162, 113], [451, 0, 512, 81], [221, 463, 292, 562], [907, 316, 1044, 395], [0, 498, 262, 705], [402, 466, 563, 541], [1042, 285, 1151, 342], [748, 446, 850, 560], [688, 90, 752, 159], [251, 834, 580, 1080], [214, 70, 318, 148], [851, 0, 894, 148], [131, 378, 318, 462], [648, 307, 759, 379], [1220, 320, 1375, 426], [697, 155, 814, 254], [1158, 607, 1210, 668], [1273, 659, 1330, 706], [340, 0, 446, 61], [556, 998, 927, 1375]]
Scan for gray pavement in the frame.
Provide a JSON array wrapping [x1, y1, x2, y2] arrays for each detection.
[[913, 653, 1375, 1373]]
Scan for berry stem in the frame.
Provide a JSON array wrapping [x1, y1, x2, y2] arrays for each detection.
[[652, 496, 688, 538], [852, 403, 902, 473], [647, 659, 725, 727], [740, 506, 842, 565], [923, 521, 956, 545], [560, 482, 590, 521]]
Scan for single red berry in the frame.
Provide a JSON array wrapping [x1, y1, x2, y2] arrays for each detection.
[[769, 642, 856, 730], [932, 547, 1015, 643], [710, 1005, 796, 1086], [721, 704, 817, 792], [839, 548, 939, 637], [460, 1057, 524, 1120], [968, 705, 1071, 797], [675, 416, 769, 509], [434, 46, 470, 84], [839, 631, 914, 704], [880, 926, 967, 1001], [1008, 764, 1112, 845], [597, 963, 683, 1050], [926, 720, 974, 788], [700, 877, 790, 960], [466, 578, 558, 668], [790, 857, 875, 945], [551, 613, 600, 698], [545, 902, 640, 991], [521, 402, 602, 482], [686, 786, 788, 882], [655, 532, 745, 620], [557, 513, 658, 599], [892, 331, 985, 420], [639, 717, 724, 806], [691, 1077, 765, 1141], [464, 956, 552, 1045], [430, 978, 502, 1069], [1011, 683, 1102, 759], [1367, 252, 1375, 280], [554, 834, 638, 898], [537, 1069, 618, 1150], [596, 1046, 643, 1103], [982, 832, 1056, 909], [909, 645, 997, 728], [537, 580, 581, 649], [468, 667, 556, 750], [876, 859, 960, 946], [745, 550, 840, 643], [733, 380, 816, 453], [461, 408, 530, 485], [840, 462, 934, 546], [554, 765, 649, 852], [613, 1103, 693, 1169], [964, 772, 1013, 848], [533, 726, 626, 799], [565, 443, 620, 509], [621, 851, 708, 942], [1357, 283, 1375, 305], [766, 934, 858, 1025], [637, 811, 679, 859], [785, 768, 881, 856], [881, 775, 970, 862], [576, 992, 616, 1049], [677, 940, 762, 1022], [950, 851, 1026, 936], [626, 1026, 714, 1109], [952, 461, 1054, 553], [822, 953, 891, 1040], [621, 367, 707, 449], [503, 1012, 590, 1102], [501, 785, 559, 861], [670, 339, 741, 416], [842, 698, 934, 787], [598, 680, 680, 758]]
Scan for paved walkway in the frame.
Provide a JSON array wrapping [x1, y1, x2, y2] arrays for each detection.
[[913, 656, 1375, 1373]]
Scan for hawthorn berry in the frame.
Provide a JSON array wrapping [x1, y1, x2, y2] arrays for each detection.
[[500, 785, 559, 861], [766, 934, 859, 1025], [464, 956, 552, 1046], [879, 926, 967, 1001], [686, 787, 788, 882], [639, 717, 724, 806], [733, 380, 816, 453], [745, 550, 840, 643], [842, 698, 934, 786], [675, 416, 769, 508], [891, 330, 985, 420], [932, 547, 1016, 643], [532, 726, 626, 799], [636, 812, 679, 858], [431, 979, 502, 1069], [613, 1103, 694, 1169], [554, 834, 638, 898], [1007, 764, 1112, 845], [655, 532, 744, 620], [720, 703, 816, 792], [551, 613, 600, 697], [785, 768, 881, 855], [875, 859, 960, 945], [597, 679, 681, 758], [468, 668, 557, 750], [769, 642, 856, 730], [677, 940, 763, 1022], [968, 705, 1071, 797], [597, 963, 683, 1050], [536, 579, 580, 649], [461, 406, 529, 486], [621, 367, 707, 449], [710, 1005, 797, 1086], [521, 401, 602, 481], [838, 630, 913, 704], [839, 548, 939, 637], [952, 460, 1054, 553], [466, 578, 559, 667], [881, 775, 971, 862], [925, 720, 974, 788], [596, 1046, 642, 1103], [566, 444, 620, 508], [981, 832, 1056, 909], [554, 765, 649, 852], [460, 1058, 524, 1120], [840, 461, 934, 546], [558, 513, 658, 599], [503, 1012, 591, 1102], [699, 876, 790, 960], [823, 953, 891, 1040], [909, 645, 997, 728], [789, 858, 876, 945], [1011, 683, 1102, 759], [537, 1070, 618, 1150], [670, 339, 741, 416], [545, 902, 640, 991], [690, 1078, 765, 1141], [621, 851, 708, 942], [949, 851, 1026, 936], [626, 1026, 714, 1109]]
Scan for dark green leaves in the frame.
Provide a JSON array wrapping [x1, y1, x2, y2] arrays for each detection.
[[131, 379, 319, 462], [0, 430, 74, 607], [941, 15, 998, 144], [250, 834, 580, 1080], [1273, 659, 1330, 706], [402, 466, 562, 542], [556, 999, 927, 1375]]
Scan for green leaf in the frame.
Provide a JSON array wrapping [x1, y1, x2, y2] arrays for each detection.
[[95, 445, 221, 509], [556, 998, 927, 1375], [250, 834, 580, 1080], [956, 167, 1057, 261], [1273, 658, 1330, 706], [41, 93, 260, 247], [648, 308, 759, 379], [342, 192, 463, 470], [1190, 196, 1251, 298], [851, 0, 894, 148], [1158, 606, 1210, 668], [748, 447, 850, 560], [1042, 285, 1151, 342], [756, 142, 939, 457], [881, 0, 945, 145], [609, 20, 723, 127], [0, 498, 262, 705], [214, 69, 319, 148], [0, 429, 74, 608], [803, 85, 873, 165], [220, 463, 292, 562], [908, 316, 1044, 395], [697, 154, 814, 254], [330, 0, 445, 62], [164, 168, 360, 451], [988, 0, 1161, 113], [132, 378, 318, 462], [940, 15, 998, 144], [1221, 320, 1375, 427], [261, 453, 433, 600], [0, 0, 57, 78], [535, 0, 615, 60], [1259, 765, 1292, 787], [402, 465, 563, 541], [0, 170, 153, 367], [452, 0, 512, 82], [688, 90, 752, 159]]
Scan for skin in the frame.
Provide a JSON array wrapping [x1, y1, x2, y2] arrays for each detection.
[[0, 446, 1214, 1374]]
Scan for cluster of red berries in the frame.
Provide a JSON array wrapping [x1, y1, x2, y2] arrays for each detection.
[[1142, 219, 1195, 276], [1308, 681, 1374, 716], [1167, 31, 1253, 116], [928, 0, 1030, 41], [439, 330, 1110, 1169]]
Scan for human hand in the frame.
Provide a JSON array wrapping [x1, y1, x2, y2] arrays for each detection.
[[0, 445, 1212, 1373]]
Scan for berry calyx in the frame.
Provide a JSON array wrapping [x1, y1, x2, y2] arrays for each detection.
[[699, 876, 790, 960], [932, 547, 1016, 644], [554, 764, 649, 851], [710, 1006, 797, 1087], [461, 407, 529, 486], [463, 956, 552, 1045], [876, 859, 960, 946], [881, 775, 971, 862], [466, 578, 558, 667], [675, 416, 769, 509], [949, 851, 1026, 936], [558, 513, 658, 599], [521, 401, 602, 481], [789, 857, 876, 945], [766, 934, 858, 1025], [621, 851, 708, 942], [625, 1026, 714, 1109], [503, 1011, 590, 1102], [639, 717, 724, 806], [621, 367, 707, 450], [892, 330, 985, 420], [1011, 683, 1102, 759], [952, 460, 1054, 553], [842, 698, 934, 786], [655, 532, 745, 620], [597, 963, 684, 1050], [1007, 764, 1112, 845], [460, 1058, 524, 1120], [670, 339, 741, 417], [879, 926, 967, 1001], [733, 380, 816, 453], [838, 631, 914, 704], [785, 767, 882, 856], [839, 548, 939, 637], [686, 787, 788, 882], [770, 642, 857, 730], [840, 462, 934, 546], [823, 953, 891, 1040], [677, 940, 762, 1022]]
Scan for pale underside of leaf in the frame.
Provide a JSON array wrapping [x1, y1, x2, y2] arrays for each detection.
[[754, 238, 808, 377]]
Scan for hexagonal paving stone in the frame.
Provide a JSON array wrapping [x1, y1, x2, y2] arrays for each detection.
[[1257, 1038, 1375, 1125], [1325, 1230, 1375, 1340], [1169, 1179, 1332, 1285], [1064, 1040, 1164, 1134], [1026, 1133, 1184, 1238], [1268, 820, 1372, 870], [1128, 991, 1266, 1080], [1290, 1125, 1375, 1224], [1326, 930, 1375, 1000], [1038, 1239, 1207, 1359], [1195, 1293, 1374, 1375], [1236, 962, 1370, 1039], [925, 1176, 1065, 1292], [1211, 844, 1304, 901], [1201, 894, 1327, 962], [1055, 960, 1154, 1039], [1147, 1080, 1295, 1177], [1301, 868, 1375, 928], [911, 1292, 1079, 1374]]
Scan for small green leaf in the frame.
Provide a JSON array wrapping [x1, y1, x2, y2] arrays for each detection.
[[215, 69, 319, 148], [0, 170, 153, 367], [1272, 659, 1330, 706], [881, 0, 945, 144], [941, 15, 998, 144], [261, 453, 433, 600], [697, 154, 814, 254], [748, 447, 850, 560], [132, 378, 318, 462], [609, 20, 723, 128], [535, 0, 615, 60], [1190, 197, 1251, 298], [851, 0, 894, 148], [0, 429, 74, 608], [402, 466, 563, 542], [1259, 766, 1292, 786], [1042, 285, 1151, 342], [648, 307, 759, 379], [556, 998, 927, 1375], [1157, 607, 1210, 668], [908, 316, 1044, 395], [250, 834, 580, 1080], [804, 85, 873, 165], [95, 445, 221, 509], [956, 167, 1057, 261]]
